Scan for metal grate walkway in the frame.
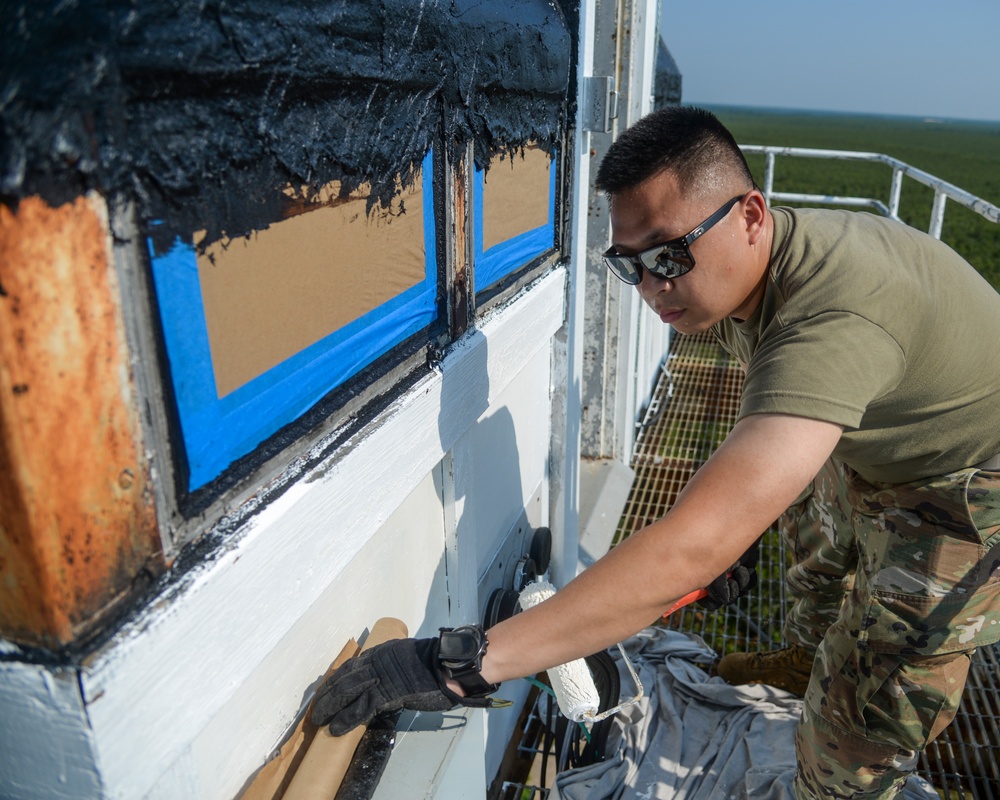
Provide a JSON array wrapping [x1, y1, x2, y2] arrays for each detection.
[[615, 330, 1000, 800]]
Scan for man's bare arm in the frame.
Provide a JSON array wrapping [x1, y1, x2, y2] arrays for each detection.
[[477, 413, 843, 686]]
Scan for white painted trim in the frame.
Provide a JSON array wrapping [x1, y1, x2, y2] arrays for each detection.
[[549, 0, 595, 588], [627, 0, 659, 124], [0, 662, 102, 800], [617, 0, 663, 464], [372, 708, 486, 799], [78, 269, 567, 800]]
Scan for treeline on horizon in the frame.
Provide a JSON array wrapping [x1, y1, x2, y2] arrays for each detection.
[[706, 105, 1000, 289]]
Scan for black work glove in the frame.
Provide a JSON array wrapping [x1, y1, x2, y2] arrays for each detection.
[[698, 537, 761, 611], [310, 637, 488, 736]]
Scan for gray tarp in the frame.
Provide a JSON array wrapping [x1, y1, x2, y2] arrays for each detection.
[[552, 628, 939, 800]]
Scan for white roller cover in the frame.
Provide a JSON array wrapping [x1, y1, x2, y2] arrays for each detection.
[[518, 580, 601, 722]]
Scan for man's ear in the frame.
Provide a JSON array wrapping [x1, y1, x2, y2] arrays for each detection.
[[744, 190, 768, 245]]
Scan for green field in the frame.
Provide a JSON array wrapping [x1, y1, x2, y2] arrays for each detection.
[[705, 105, 1000, 288]]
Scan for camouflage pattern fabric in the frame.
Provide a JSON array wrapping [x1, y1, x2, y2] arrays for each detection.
[[779, 460, 1000, 798], [779, 459, 857, 650]]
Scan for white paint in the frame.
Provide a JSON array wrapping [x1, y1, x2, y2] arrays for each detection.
[[615, 0, 671, 464], [141, 752, 198, 800], [440, 450, 475, 628], [443, 334, 553, 787], [627, 0, 659, 126], [546, 0, 591, 592], [172, 469, 451, 800], [474, 484, 543, 784], [372, 708, 487, 799], [463, 345, 552, 582], [0, 662, 101, 800], [76, 269, 566, 800]]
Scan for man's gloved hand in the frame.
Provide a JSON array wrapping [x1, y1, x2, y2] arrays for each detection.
[[698, 537, 761, 611], [310, 637, 487, 736]]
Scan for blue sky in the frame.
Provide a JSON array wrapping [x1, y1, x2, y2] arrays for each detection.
[[660, 0, 1000, 122]]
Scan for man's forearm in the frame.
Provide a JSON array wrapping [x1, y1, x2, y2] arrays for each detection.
[[479, 524, 714, 686]]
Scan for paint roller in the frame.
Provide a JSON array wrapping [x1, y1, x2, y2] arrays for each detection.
[[517, 580, 709, 723], [517, 580, 604, 721]]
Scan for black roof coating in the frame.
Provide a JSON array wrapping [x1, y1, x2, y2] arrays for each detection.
[[1, 0, 573, 252]]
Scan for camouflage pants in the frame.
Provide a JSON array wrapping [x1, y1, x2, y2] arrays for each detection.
[[777, 459, 1000, 799]]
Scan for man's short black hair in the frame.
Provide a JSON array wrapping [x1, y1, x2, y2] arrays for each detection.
[[595, 106, 755, 197]]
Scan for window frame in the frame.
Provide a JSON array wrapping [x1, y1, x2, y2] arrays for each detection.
[[123, 139, 567, 552]]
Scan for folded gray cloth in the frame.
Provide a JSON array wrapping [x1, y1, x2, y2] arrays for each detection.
[[552, 627, 939, 800]]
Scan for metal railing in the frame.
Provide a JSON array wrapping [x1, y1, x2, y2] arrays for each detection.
[[740, 145, 1000, 239]]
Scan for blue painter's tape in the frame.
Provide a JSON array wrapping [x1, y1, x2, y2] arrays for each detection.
[[474, 152, 556, 291], [150, 150, 438, 491]]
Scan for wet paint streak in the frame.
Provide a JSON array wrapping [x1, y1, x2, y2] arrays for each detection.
[[0, 196, 163, 649], [1, 0, 573, 253]]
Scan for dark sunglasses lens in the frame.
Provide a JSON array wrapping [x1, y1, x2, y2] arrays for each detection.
[[604, 256, 641, 284], [643, 246, 692, 279]]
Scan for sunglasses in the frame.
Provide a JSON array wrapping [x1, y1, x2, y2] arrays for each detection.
[[602, 194, 745, 285]]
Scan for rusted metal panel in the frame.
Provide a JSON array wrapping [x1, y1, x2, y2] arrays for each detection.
[[0, 194, 164, 649]]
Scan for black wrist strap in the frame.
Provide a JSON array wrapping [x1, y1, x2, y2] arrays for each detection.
[[448, 666, 499, 698]]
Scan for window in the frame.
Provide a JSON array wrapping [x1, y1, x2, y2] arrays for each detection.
[[148, 153, 438, 491], [475, 144, 558, 295], [128, 0, 573, 526]]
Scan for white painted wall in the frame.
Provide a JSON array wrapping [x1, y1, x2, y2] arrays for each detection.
[[147, 468, 455, 800]]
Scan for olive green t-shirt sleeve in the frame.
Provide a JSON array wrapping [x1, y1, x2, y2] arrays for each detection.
[[738, 310, 906, 429]]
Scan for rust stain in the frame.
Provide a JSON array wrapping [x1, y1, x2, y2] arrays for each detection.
[[0, 194, 164, 649], [451, 161, 470, 338]]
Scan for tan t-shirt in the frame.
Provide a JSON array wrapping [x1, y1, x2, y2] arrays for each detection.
[[712, 207, 1000, 484]]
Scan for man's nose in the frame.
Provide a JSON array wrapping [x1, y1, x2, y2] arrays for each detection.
[[638, 268, 671, 296]]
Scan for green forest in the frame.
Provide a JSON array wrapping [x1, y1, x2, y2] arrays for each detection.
[[708, 105, 1000, 289]]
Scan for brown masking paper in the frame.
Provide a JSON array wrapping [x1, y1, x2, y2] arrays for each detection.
[[197, 181, 426, 398], [482, 144, 551, 251]]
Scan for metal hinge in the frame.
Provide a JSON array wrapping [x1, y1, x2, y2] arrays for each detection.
[[582, 76, 619, 133]]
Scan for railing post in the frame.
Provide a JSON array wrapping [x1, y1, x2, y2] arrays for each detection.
[[763, 151, 775, 204], [889, 168, 903, 220], [929, 191, 947, 239]]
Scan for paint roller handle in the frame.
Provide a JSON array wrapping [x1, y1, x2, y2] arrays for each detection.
[[691, 536, 763, 612], [662, 588, 709, 617]]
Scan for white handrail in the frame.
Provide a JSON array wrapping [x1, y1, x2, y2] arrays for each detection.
[[739, 144, 1000, 239]]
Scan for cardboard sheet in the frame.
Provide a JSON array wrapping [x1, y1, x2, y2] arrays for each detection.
[[239, 639, 361, 800], [482, 145, 551, 251], [197, 180, 426, 398]]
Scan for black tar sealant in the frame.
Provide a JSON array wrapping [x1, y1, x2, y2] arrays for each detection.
[[1, 0, 574, 253]]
